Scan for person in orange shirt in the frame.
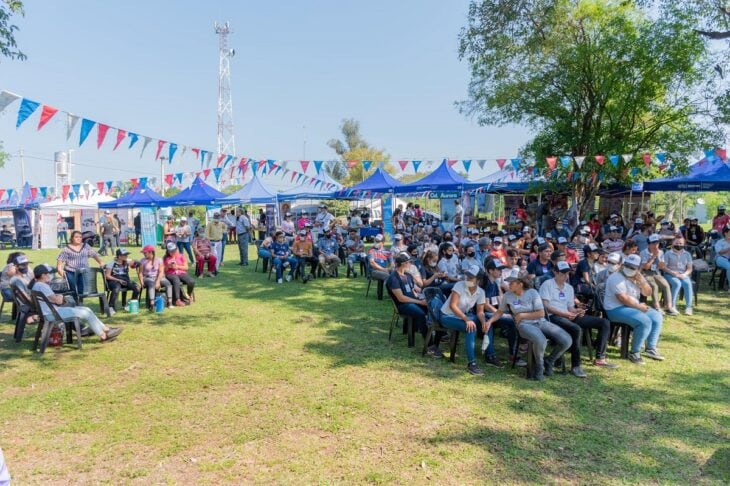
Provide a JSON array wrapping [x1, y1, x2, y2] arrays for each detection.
[[489, 236, 508, 265], [557, 237, 579, 265], [292, 230, 317, 282]]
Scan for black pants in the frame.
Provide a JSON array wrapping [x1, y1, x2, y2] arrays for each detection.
[[296, 256, 318, 276], [549, 314, 612, 366], [167, 273, 195, 302], [107, 278, 140, 310]]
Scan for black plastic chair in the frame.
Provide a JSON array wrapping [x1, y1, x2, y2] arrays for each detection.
[[388, 298, 415, 347], [423, 287, 459, 362], [31, 291, 82, 354], [78, 268, 111, 317], [12, 284, 36, 342], [0, 289, 14, 322], [102, 274, 129, 311]]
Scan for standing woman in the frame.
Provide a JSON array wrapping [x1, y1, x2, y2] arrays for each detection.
[[56, 230, 104, 296]]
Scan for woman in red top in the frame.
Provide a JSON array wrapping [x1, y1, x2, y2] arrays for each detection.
[[163, 242, 195, 306]]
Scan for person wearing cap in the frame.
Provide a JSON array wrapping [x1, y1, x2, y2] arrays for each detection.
[[482, 258, 520, 367], [712, 204, 730, 233], [593, 250, 610, 275], [489, 236, 508, 266], [602, 213, 620, 238], [485, 269, 572, 381], [573, 244, 601, 296], [594, 252, 623, 289], [713, 225, 730, 290], [461, 243, 483, 274], [316, 229, 339, 278], [622, 240, 639, 259], [348, 209, 363, 229], [556, 237, 578, 265], [344, 228, 366, 278], [602, 226, 625, 254], [658, 219, 676, 242], [640, 234, 672, 315], [138, 245, 173, 309], [104, 249, 140, 313], [541, 261, 616, 375], [162, 215, 177, 245], [56, 231, 105, 297], [271, 231, 299, 283], [314, 205, 335, 240], [98, 210, 118, 256], [175, 217, 194, 264], [603, 254, 665, 364], [1, 252, 32, 301], [626, 218, 644, 240], [663, 237, 694, 315], [163, 242, 195, 306], [292, 229, 316, 281], [554, 219, 571, 240], [281, 212, 296, 241], [368, 235, 393, 297], [192, 229, 218, 278], [30, 264, 122, 342], [527, 244, 554, 281], [205, 212, 228, 271], [437, 242, 462, 283], [390, 234, 407, 255], [685, 218, 705, 257], [235, 208, 253, 266], [628, 224, 652, 253], [438, 264, 489, 375]]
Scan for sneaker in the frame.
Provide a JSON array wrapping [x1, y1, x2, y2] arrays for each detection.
[[533, 366, 545, 381], [209, 272, 216, 278], [667, 307, 680, 316], [174, 300, 186, 307], [544, 360, 554, 377], [684, 308, 693, 316], [571, 367, 587, 378], [427, 345, 444, 358], [277, 278, 283, 284], [108, 308, 116, 317], [510, 355, 528, 367], [467, 362, 484, 376], [593, 358, 619, 369], [484, 354, 504, 369], [106, 328, 122, 339], [285, 275, 292, 282], [643, 348, 665, 361], [628, 352, 645, 365]]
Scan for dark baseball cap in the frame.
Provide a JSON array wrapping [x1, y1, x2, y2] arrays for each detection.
[[33, 263, 57, 278]]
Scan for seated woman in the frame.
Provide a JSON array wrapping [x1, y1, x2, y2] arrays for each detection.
[[1, 252, 32, 301], [484, 269, 572, 381], [258, 233, 274, 273], [192, 229, 218, 277], [138, 245, 173, 309], [103, 248, 140, 313], [437, 242, 462, 287], [31, 264, 121, 342], [163, 242, 195, 307], [420, 250, 451, 294], [292, 229, 317, 281], [438, 264, 490, 376]]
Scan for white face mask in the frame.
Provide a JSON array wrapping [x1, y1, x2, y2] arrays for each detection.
[[465, 280, 476, 288], [622, 267, 637, 278]]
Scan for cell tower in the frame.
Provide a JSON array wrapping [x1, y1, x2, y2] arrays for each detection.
[[215, 21, 236, 156]]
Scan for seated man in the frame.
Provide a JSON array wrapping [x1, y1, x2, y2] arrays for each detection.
[[640, 234, 672, 314], [481, 258, 520, 367], [317, 230, 340, 277], [31, 264, 122, 342], [192, 229, 218, 277], [603, 254, 664, 364], [292, 229, 317, 282], [344, 228, 367, 278], [663, 237, 694, 316], [390, 233, 407, 254], [258, 233, 274, 273], [104, 248, 140, 314], [271, 231, 298, 283], [367, 234, 393, 299]]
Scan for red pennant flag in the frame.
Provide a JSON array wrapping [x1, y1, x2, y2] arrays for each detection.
[[291, 171, 297, 182], [30, 187, 38, 199], [191, 148, 200, 159], [96, 123, 110, 148], [217, 154, 226, 167], [300, 160, 310, 173], [203, 168, 211, 179], [347, 160, 358, 168], [62, 185, 70, 201], [398, 160, 409, 171], [717, 148, 728, 161], [310, 177, 317, 185], [155, 140, 166, 160], [96, 182, 105, 193], [496, 159, 507, 170], [195, 171, 201, 178], [130, 178, 139, 188], [0, 189, 5, 200], [642, 153, 652, 167], [595, 155, 605, 166], [165, 174, 174, 187], [546, 157, 557, 169], [447, 159, 458, 167], [113, 129, 127, 150], [37, 105, 59, 130]]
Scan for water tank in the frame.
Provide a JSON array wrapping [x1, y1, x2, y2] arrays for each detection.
[[54, 151, 69, 176]]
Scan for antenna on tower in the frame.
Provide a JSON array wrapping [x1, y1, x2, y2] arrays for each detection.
[[214, 21, 236, 159]]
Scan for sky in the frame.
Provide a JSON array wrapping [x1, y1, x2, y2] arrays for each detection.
[[0, 0, 530, 192]]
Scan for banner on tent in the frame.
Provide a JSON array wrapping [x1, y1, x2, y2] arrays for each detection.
[[462, 193, 472, 225], [80, 209, 96, 234], [439, 197, 458, 230], [140, 208, 157, 247], [382, 195, 394, 237], [428, 191, 460, 199], [265, 204, 277, 236]]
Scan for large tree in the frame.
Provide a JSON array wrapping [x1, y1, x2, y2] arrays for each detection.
[[0, 0, 25, 170], [458, 0, 727, 217], [327, 118, 394, 186]]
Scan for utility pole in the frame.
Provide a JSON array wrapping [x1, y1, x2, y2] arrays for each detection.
[[215, 21, 236, 157], [19, 148, 25, 185], [159, 156, 168, 196]]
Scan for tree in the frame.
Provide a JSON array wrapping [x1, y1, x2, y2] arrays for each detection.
[[0, 1, 24, 169], [664, 0, 730, 41], [327, 118, 394, 186], [458, 0, 727, 218]]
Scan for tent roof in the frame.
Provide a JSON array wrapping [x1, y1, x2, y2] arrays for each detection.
[[160, 177, 226, 207], [98, 188, 165, 208], [348, 167, 403, 192], [217, 175, 277, 204], [466, 167, 535, 194], [643, 158, 730, 192], [396, 160, 468, 193]]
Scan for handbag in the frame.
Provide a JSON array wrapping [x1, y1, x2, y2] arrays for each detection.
[[50, 276, 70, 293]]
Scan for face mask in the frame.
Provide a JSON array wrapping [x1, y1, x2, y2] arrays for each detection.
[[429, 260, 437, 266], [466, 252, 475, 257], [466, 280, 476, 288], [673, 245, 683, 251], [622, 267, 637, 277], [444, 236, 453, 242], [608, 264, 620, 273]]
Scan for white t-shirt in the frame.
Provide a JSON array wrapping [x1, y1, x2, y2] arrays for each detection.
[[441, 280, 486, 317], [603, 271, 640, 311], [639, 248, 664, 274], [438, 255, 461, 279], [538, 278, 575, 313]]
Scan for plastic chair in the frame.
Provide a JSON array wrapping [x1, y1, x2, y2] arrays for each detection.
[[31, 291, 82, 354], [388, 299, 415, 347], [423, 287, 460, 362], [0, 290, 14, 322], [12, 284, 36, 343], [78, 268, 111, 317]]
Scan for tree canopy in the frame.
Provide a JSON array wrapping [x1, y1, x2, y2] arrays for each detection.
[[458, 0, 728, 216], [327, 118, 394, 186], [0, 0, 24, 170]]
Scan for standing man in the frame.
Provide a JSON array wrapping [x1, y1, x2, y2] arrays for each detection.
[[100, 211, 117, 256], [235, 207, 252, 266], [57, 217, 69, 246], [133, 211, 142, 246], [314, 204, 334, 241], [712, 205, 730, 233], [187, 211, 200, 238], [453, 199, 464, 226], [205, 212, 227, 271]]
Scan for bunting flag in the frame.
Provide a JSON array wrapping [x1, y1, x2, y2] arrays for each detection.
[[717, 148, 728, 161], [0, 91, 20, 114], [164, 174, 174, 187], [202, 168, 211, 180], [205, 152, 213, 167], [300, 160, 310, 173], [546, 157, 557, 170], [16, 98, 40, 128], [69, 191, 76, 201], [140, 136, 152, 158], [71, 183, 81, 195], [139, 177, 148, 189], [656, 152, 667, 164], [105, 181, 113, 192], [30, 187, 38, 200], [314, 160, 324, 174], [642, 153, 652, 167], [290, 171, 297, 183], [113, 129, 127, 150], [168, 143, 178, 163], [622, 154, 633, 164], [609, 154, 620, 167], [96, 123, 110, 149], [37, 105, 59, 130], [559, 156, 572, 168], [79, 118, 96, 146], [411, 160, 421, 173], [200, 150, 208, 166], [595, 155, 605, 166], [191, 148, 200, 160], [175, 172, 183, 184], [496, 159, 507, 170], [96, 182, 105, 193], [66, 114, 80, 140], [6, 189, 13, 199], [510, 158, 521, 172], [216, 154, 226, 167], [462, 159, 472, 172], [0, 189, 5, 200], [574, 156, 586, 168], [447, 159, 458, 167], [476, 159, 486, 170], [213, 167, 223, 182], [155, 140, 166, 160], [223, 155, 233, 166], [398, 160, 409, 171], [128, 132, 139, 149], [130, 178, 139, 188], [347, 160, 358, 168], [39, 187, 47, 198]]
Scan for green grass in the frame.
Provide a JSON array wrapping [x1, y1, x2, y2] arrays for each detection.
[[1, 246, 729, 484]]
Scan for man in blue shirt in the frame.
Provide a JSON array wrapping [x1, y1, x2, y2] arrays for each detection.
[[271, 231, 298, 284], [317, 230, 340, 277]]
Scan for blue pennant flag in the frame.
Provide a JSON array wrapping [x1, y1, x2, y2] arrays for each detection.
[[296, 173, 303, 183], [412, 160, 422, 173], [510, 158, 522, 172], [656, 152, 667, 164], [174, 172, 183, 184], [213, 167, 223, 182], [105, 181, 113, 192], [200, 150, 208, 167], [630, 168, 641, 178], [39, 187, 47, 198], [16, 98, 40, 128], [79, 119, 96, 146], [313, 160, 324, 174], [69, 191, 76, 201], [128, 132, 139, 149], [609, 154, 620, 167], [560, 156, 572, 168], [6, 189, 14, 199], [168, 143, 178, 163], [703, 148, 717, 163], [361, 160, 372, 172], [267, 159, 275, 171], [139, 177, 148, 189], [462, 159, 472, 172], [224, 155, 234, 167], [71, 183, 81, 195]]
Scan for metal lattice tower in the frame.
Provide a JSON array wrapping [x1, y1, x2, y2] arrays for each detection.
[[215, 21, 236, 156]]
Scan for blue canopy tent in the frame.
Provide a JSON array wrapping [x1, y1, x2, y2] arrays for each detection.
[[215, 174, 278, 204], [395, 160, 469, 194], [643, 158, 730, 192], [160, 176, 226, 207], [345, 167, 403, 194], [465, 167, 535, 194], [98, 188, 166, 208], [0, 183, 45, 210]]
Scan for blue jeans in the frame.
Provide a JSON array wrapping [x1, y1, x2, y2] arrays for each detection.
[[664, 273, 693, 309], [1, 288, 12, 301], [66, 269, 85, 296], [606, 306, 663, 353], [221, 233, 228, 263], [715, 256, 730, 287], [484, 312, 517, 357], [273, 256, 298, 280], [396, 303, 428, 337], [441, 313, 478, 364], [177, 241, 194, 263], [259, 248, 272, 271]]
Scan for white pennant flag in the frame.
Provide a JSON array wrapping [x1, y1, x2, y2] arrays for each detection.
[[622, 154, 633, 163], [477, 159, 487, 169], [139, 136, 152, 158], [574, 156, 586, 168], [179, 145, 187, 159], [66, 113, 80, 140], [0, 90, 20, 114]]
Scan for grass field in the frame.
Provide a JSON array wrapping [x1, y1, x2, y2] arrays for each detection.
[[0, 246, 729, 484]]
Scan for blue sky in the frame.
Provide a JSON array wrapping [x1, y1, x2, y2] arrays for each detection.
[[0, 0, 529, 191]]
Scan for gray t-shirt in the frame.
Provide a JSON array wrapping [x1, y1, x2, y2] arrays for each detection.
[[664, 250, 692, 273], [499, 288, 544, 325], [631, 233, 649, 253], [603, 271, 640, 311], [31, 281, 55, 316], [538, 278, 575, 313], [639, 248, 664, 274]]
